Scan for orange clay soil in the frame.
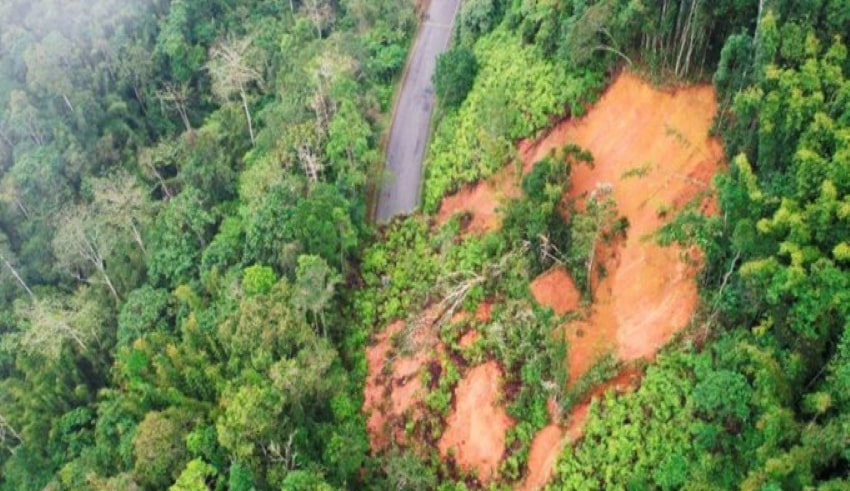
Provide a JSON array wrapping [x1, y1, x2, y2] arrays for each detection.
[[459, 330, 480, 348], [524, 71, 722, 375], [364, 321, 404, 450], [437, 163, 522, 234], [438, 361, 514, 483], [530, 266, 582, 316], [518, 72, 723, 490], [364, 301, 490, 454], [363, 315, 441, 451], [371, 71, 723, 488]]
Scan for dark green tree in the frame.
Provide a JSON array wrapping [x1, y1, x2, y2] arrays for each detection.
[[433, 47, 478, 109]]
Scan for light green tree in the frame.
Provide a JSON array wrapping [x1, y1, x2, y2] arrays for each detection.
[[292, 254, 341, 334], [169, 459, 216, 491]]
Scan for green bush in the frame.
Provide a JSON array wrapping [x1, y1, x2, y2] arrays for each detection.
[[434, 47, 478, 109], [241, 264, 277, 296], [424, 27, 603, 212]]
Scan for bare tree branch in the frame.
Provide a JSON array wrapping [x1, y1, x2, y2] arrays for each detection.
[[0, 413, 23, 452], [207, 37, 263, 146]]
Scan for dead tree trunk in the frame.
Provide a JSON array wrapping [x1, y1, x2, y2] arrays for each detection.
[[0, 251, 35, 299], [298, 141, 322, 183], [239, 84, 255, 146], [0, 413, 23, 450]]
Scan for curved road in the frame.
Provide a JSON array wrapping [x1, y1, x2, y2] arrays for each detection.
[[375, 0, 460, 223]]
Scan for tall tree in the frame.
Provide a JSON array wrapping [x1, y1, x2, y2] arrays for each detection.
[[292, 254, 341, 334], [157, 83, 194, 133], [52, 204, 120, 300], [0, 232, 34, 299], [301, 0, 335, 39], [207, 37, 262, 146], [13, 290, 105, 360], [169, 459, 216, 491], [90, 171, 154, 255]]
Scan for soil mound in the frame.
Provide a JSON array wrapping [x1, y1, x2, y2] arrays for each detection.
[[364, 321, 405, 450], [530, 266, 582, 316], [459, 330, 480, 348], [439, 361, 514, 483], [520, 425, 566, 491]]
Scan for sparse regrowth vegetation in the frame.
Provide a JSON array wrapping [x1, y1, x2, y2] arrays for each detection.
[[423, 27, 604, 212], [3, 0, 850, 491]]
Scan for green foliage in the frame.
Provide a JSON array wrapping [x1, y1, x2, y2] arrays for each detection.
[[484, 299, 566, 438], [424, 27, 603, 212], [200, 215, 245, 277], [242, 182, 359, 272], [241, 265, 277, 296], [281, 470, 336, 491], [433, 47, 478, 109], [552, 352, 698, 490], [0, 1, 415, 488], [292, 254, 341, 333], [382, 449, 438, 491], [567, 192, 620, 293], [457, 0, 503, 45], [216, 383, 284, 461], [117, 286, 172, 348], [325, 99, 374, 194], [354, 217, 441, 326], [147, 187, 217, 288], [693, 369, 753, 422], [501, 146, 592, 275], [169, 459, 217, 491], [132, 409, 194, 489]]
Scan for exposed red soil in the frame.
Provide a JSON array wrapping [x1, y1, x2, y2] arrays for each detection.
[[454, 302, 490, 348], [530, 266, 582, 316], [438, 165, 521, 234], [527, 72, 720, 378], [452, 301, 494, 326], [364, 321, 405, 450], [363, 316, 441, 451], [439, 361, 515, 483], [520, 425, 566, 491], [475, 302, 493, 322], [371, 71, 723, 489], [516, 72, 723, 490], [459, 330, 480, 349]]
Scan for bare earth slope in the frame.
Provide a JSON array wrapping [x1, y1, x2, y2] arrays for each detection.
[[522, 71, 722, 376], [368, 72, 724, 489], [438, 361, 514, 483], [516, 72, 724, 490]]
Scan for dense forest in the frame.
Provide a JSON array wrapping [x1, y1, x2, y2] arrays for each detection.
[[1, 0, 849, 490]]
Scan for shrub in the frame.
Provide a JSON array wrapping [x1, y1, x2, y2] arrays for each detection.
[[434, 47, 478, 109]]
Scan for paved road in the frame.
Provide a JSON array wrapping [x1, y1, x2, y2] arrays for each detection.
[[375, 0, 460, 222]]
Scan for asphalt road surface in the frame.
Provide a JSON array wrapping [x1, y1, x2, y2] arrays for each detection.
[[374, 0, 460, 223]]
